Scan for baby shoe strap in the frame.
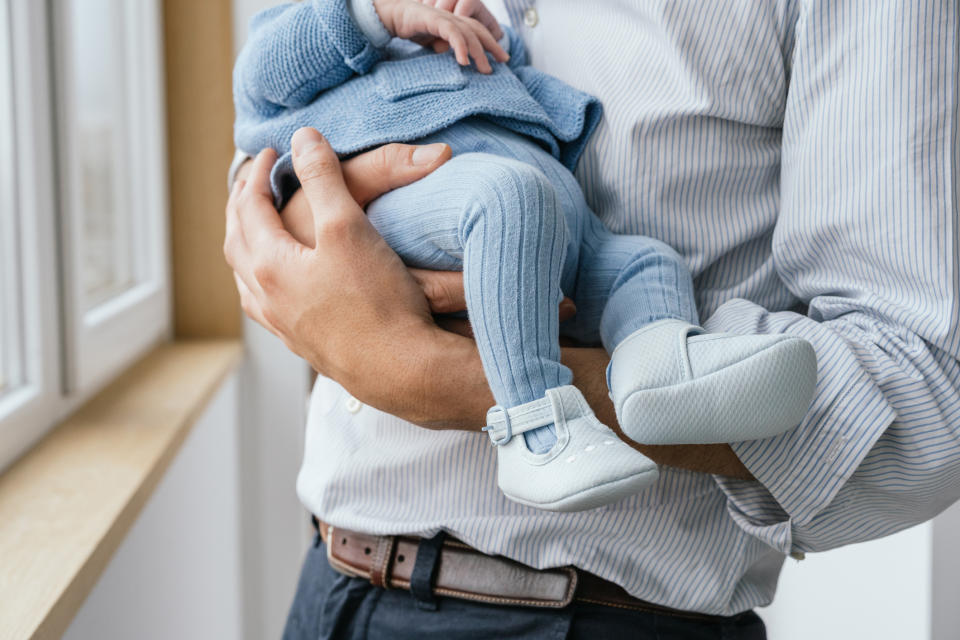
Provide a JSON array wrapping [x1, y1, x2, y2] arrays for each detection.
[[483, 396, 557, 446]]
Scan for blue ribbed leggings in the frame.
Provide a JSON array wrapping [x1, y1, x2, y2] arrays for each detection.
[[366, 119, 699, 452]]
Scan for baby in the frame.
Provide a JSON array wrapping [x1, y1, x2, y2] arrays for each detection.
[[233, 0, 818, 511]]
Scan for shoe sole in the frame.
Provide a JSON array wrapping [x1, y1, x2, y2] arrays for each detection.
[[618, 337, 817, 445], [501, 465, 659, 512]]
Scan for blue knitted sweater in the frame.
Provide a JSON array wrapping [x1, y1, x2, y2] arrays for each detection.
[[233, 0, 603, 206]]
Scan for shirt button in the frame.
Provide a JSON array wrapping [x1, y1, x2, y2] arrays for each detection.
[[345, 395, 363, 414], [523, 7, 539, 27]]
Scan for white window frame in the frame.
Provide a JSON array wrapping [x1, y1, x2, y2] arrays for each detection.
[[0, 0, 17, 396], [52, 0, 171, 394], [0, 0, 66, 471], [0, 0, 171, 471]]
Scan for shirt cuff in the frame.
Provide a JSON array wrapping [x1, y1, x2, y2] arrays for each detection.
[[346, 0, 392, 48], [704, 298, 897, 552], [227, 150, 252, 192]]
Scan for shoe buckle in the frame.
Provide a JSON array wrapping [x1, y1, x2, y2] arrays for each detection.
[[482, 405, 513, 446]]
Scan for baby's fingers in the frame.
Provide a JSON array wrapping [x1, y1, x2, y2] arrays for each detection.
[[464, 27, 492, 73], [470, 19, 509, 63], [454, 0, 504, 40], [439, 22, 471, 66]]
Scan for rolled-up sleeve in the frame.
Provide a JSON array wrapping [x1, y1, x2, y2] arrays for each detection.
[[711, 0, 960, 554]]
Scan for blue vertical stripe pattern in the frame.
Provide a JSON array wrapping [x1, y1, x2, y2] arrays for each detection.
[[295, 0, 960, 615]]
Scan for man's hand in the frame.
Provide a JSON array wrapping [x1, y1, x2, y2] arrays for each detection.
[[279, 142, 453, 248], [373, 0, 508, 73], [225, 128, 479, 421]]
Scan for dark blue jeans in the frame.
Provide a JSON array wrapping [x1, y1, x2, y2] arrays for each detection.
[[282, 536, 767, 640]]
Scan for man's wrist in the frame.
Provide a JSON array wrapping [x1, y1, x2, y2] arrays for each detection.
[[374, 324, 491, 430]]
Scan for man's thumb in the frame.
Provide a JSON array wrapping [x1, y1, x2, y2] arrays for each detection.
[[290, 127, 357, 222]]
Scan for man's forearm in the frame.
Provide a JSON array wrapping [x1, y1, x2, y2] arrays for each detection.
[[402, 328, 753, 479]]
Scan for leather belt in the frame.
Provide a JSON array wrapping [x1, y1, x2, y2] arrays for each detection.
[[318, 520, 740, 623]]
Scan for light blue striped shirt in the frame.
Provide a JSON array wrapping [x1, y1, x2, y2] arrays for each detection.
[[294, 0, 960, 615]]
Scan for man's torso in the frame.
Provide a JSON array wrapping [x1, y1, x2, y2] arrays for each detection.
[[299, 0, 799, 616]]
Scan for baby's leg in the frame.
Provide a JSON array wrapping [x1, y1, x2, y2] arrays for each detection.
[[366, 152, 573, 418], [574, 217, 817, 447], [573, 217, 699, 352], [368, 149, 659, 511]]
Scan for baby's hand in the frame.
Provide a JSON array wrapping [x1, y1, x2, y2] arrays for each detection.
[[373, 0, 509, 73]]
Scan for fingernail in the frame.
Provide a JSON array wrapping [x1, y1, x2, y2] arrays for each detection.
[[292, 128, 325, 157], [412, 143, 447, 165]]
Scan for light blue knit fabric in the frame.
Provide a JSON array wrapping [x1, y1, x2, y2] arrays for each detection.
[[366, 119, 698, 452], [233, 0, 602, 208]]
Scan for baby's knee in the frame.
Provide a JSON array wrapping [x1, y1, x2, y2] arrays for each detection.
[[644, 238, 686, 268], [612, 236, 690, 279], [454, 154, 562, 226]]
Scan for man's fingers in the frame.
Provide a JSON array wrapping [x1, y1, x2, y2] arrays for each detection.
[[233, 271, 275, 335], [342, 142, 452, 207], [559, 297, 577, 323], [409, 267, 578, 322], [246, 147, 276, 199], [224, 179, 245, 257], [235, 149, 294, 257], [290, 127, 366, 237], [435, 316, 474, 339], [409, 268, 467, 313]]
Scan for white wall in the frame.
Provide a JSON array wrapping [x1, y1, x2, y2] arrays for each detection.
[[236, 319, 311, 640], [63, 374, 243, 640], [760, 522, 933, 640], [931, 502, 960, 640], [759, 500, 960, 640]]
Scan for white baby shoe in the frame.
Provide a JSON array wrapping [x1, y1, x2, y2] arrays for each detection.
[[608, 319, 817, 445], [484, 385, 659, 512]]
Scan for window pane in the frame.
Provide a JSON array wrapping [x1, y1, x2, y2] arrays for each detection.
[[0, 0, 18, 396], [0, 293, 7, 394], [67, 0, 136, 309]]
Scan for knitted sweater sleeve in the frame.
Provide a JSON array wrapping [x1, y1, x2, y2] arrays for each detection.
[[233, 0, 383, 115]]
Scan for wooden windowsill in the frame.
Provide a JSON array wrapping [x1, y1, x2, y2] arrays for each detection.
[[0, 340, 243, 640]]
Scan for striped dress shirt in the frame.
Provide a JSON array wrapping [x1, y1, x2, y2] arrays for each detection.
[[291, 0, 960, 615]]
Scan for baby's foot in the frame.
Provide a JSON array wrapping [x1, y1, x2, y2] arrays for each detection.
[[484, 386, 659, 512], [607, 319, 817, 445]]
